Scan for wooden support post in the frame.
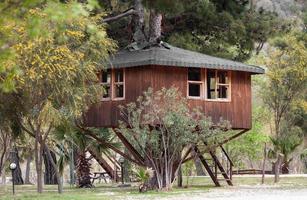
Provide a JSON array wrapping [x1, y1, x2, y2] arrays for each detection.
[[195, 147, 221, 187], [88, 148, 119, 180], [112, 129, 145, 165], [205, 143, 233, 186]]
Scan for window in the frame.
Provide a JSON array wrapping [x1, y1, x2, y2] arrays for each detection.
[[206, 70, 230, 100], [188, 68, 203, 98], [101, 68, 125, 100], [113, 69, 124, 99], [101, 69, 111, 99]]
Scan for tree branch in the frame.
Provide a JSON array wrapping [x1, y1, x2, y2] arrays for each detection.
[[102, 8, 137, 23]]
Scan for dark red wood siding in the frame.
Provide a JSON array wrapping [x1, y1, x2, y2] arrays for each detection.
[[85, 65, 252, 129]]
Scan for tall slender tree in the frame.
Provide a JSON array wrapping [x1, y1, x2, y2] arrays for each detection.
[[0, 1, 115, 193]]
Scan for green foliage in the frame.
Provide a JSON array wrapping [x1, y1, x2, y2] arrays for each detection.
[[106, 0, 284, 61], [165, 1, 284, 61], [225, 106, 269, 168], [268, 131, 302, 161], [259, 32, 307, 136], [5, 1, 115, 124], [133, 167, 154, 183], [118, 87, 231, 189], [182, 160, 195, 187]]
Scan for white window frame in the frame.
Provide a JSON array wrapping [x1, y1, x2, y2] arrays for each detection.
[[112, 68, 125, 100], [186, 68, 231, 102], [100, 68, 125, 101], [205, 69, 231, 102], [101, 69, 112, 101]]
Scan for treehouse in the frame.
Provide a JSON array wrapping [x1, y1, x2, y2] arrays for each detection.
[[85, 42, 264, 130], [85, 42, 264, 187]]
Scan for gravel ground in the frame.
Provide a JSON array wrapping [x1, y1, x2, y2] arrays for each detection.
[[158, 186, 307, 200]]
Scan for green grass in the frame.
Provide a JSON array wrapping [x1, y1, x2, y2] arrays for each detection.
[[1, 176, 307, 200]]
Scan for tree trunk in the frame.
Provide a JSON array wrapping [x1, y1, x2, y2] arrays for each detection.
[[123, 148, 131, 182], [76, 151, 92, 188], [43, 147, 58, 185], [69, 146, 77, 185], [274, 154, 284, 183], [1, 169, 6, 185], [131, 0, 146, 43], [177, 165, 182, 187], [35, 132, 44, 193], [45, 146, 63, 194], [25, 154, 32, 184], [10, 146, 24, 185], [149, 9, 162, 43]]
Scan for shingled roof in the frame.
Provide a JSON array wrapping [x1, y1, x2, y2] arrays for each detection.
[[106, 42, 264, 74]]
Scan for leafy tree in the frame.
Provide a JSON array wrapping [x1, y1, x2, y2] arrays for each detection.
[[103, 0, 284, 61], [0, 1, 115, 193], [117, 87, 231, 190], [259, 32, 307, 182]]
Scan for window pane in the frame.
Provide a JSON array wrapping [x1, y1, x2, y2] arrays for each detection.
[[217, 71, 228, 84], [103, 85, 111, 98], [207, 70, 216, 99], [102, 69, 111, 83], [188, 68, 201, 81], [115, 69, 124, 82], [189, 83, 201, 97], [115, 84, 124, 98], [218, 85, 228, 99]]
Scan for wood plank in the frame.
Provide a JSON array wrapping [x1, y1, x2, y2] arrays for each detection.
[[84, 66, 253, 129]]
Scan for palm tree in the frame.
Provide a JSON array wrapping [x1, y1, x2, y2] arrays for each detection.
[[53, 123, 121, 188]]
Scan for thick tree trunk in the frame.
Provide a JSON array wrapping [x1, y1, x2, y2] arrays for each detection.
[[45, 146, 63, 193], [10, 147, 24, 185], [131, 0, 146, 43], [25, 154, 32, 184], [76, 151, 92, 188], [149, 9, 162, 43], [43, 147, 58, 185]]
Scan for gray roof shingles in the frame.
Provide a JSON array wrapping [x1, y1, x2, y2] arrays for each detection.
[[106, 43, 264, 74]]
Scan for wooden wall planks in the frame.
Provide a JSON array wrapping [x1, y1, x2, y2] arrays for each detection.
[[84, 65, 252, 129]]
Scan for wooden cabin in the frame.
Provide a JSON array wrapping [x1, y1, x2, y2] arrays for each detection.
[[85, 42, 264, 130], [84, 42, 265, 186]]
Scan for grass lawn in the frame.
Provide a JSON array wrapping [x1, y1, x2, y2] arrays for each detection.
[[1, 176, 307, 200]]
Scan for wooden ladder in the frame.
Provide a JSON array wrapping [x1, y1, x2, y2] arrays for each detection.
[[195, 143, 233, 186]]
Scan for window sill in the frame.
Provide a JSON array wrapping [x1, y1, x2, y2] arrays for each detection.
[[101, 98, 125, 101], [187, 96, 202, 100], [101, 98, 111, 101], [187, 97, 231, 102], [112, 97, 125, 101], [205, 99, 231, 103]]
